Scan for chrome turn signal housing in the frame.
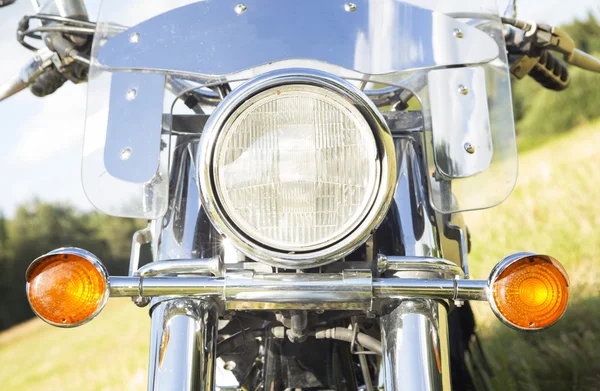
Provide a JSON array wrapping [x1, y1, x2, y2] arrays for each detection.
[[488, 252, 569, 331], [198, 69, 396, 269], [26, 248, 109, 328]]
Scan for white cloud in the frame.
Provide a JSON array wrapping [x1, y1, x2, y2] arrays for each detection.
[[517, 0, 599, 25], [11, 84, 87, 162]]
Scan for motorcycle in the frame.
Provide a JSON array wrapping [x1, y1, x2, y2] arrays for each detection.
[[2, 0, 599, 390]]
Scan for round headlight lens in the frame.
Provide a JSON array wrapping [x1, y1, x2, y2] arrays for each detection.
[[213, 84, 379, 250]]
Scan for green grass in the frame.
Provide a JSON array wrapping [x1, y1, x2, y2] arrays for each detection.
[[0, 121, 599, 390], [466, 120, 600, 390], [0, 299, 150, 391]]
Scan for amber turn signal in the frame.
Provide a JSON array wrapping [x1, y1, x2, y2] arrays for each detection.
[[489, 253, 569, 330], [26, 248, 109, 327]]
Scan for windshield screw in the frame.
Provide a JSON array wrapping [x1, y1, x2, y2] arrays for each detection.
[[129, 32, 140, 43], [453, 28, 464, 38], [126, 88, 137, 101], [121, 147, 132, 160], [458, 85, 469, 95], [464, 143, 475, 154], [234, 4, 247, 14], [344, 3, 357, 12]]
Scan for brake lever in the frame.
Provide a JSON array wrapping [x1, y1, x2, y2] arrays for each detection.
[[0, 47, 57, 101], [503, 17, 600, 73]]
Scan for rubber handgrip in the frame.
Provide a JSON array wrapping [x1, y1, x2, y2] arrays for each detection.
[[30, 69, 67, 97], [528, 51, 570, 91]]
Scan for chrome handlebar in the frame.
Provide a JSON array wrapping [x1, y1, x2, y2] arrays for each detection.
[[0, 47, 56, 101]]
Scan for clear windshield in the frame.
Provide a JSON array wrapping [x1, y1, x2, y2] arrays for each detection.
[[83, 0, 517, 218]]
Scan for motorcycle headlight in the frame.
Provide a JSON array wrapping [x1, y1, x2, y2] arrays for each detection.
[[199, 69, 395, 269]]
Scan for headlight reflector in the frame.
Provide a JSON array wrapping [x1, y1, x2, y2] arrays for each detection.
[[199, 69, 396, 268], [214, 84, 379, 250]]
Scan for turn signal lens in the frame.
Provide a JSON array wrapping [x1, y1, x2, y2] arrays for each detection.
[[26, 248, 109, 327], [489, 253, 569, 330]]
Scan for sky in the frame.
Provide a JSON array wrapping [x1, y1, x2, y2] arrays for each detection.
[[0, 0, 598, 217]]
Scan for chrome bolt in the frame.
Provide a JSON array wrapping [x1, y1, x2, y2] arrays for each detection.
[[344, 2, 357, 12], [132, 296, 150, 307], [126, 88, 137, 101], [458, 85, 469, 95], [453, 28, 464, 38], [464, 143, 475, 154], [234, 4, 247, 14], [120, 147, 132, 160], [129, 32, 140, 43]]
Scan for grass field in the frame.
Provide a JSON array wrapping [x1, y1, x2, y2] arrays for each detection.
[[465, 120, 600, 391], [0, 121, 598, 390], [0, 299, 150, 390]]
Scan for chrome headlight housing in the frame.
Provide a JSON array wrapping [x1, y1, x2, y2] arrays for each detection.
[[198, 69, 396, 269]]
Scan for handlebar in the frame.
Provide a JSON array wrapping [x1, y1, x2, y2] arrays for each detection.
[[569, 48, 600, 73], [3, 10, 600, 102], [0, 47, 56, 101], [0, 75, 28, 101], [503, 17, 600, 91], [528, 51, 570, 91]]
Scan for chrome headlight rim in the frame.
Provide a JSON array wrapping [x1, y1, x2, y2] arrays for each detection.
[[213, 83, 380, 252], [198, 68, 396, 269]]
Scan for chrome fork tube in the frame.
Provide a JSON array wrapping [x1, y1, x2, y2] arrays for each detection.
[[380, 134, 451, 390], [148, 131, 221, 390], [148, 298, 218, 391], [380, 300, 451, 391]]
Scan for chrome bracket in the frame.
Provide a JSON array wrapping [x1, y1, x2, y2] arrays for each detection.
[[377, 254, 464, 279], [129, 223, 153, 307], [135, 256, 223, 277], [442, 215, 470, 279], [223, 269, 374, 311], [105, 71, 165, 183], [428, 66, 493, 178]]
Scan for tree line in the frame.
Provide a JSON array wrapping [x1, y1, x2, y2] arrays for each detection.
[[512, 11, 600, 150], [0, 201, 142, 331]]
